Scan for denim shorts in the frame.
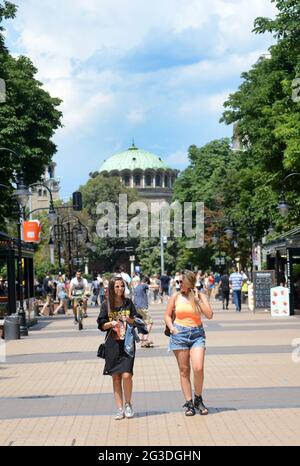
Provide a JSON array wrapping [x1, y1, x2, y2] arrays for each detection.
[[168, 322, 206, 351]]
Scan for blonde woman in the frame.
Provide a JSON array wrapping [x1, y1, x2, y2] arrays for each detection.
[[164, 271, 213, 416]]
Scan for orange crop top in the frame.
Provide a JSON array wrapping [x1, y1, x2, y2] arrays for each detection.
[[174, 294, 202, 327]]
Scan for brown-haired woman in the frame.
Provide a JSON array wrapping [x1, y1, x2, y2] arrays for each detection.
[[97, 276, 137, 420], [164, 270, 213, 416]]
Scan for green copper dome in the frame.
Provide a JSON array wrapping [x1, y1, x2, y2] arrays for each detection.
[[99, 144, 170, 173]]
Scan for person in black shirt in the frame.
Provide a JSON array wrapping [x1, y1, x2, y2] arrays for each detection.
[[219, 272, 230, 310], [97, 276, 137, 420], [160, 272, 171, 303], [40, 274, 54, 316]]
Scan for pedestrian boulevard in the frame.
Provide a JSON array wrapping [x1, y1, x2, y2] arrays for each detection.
[[1, 301, 300, 446]]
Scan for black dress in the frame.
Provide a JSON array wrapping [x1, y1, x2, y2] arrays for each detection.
[[97, 298, 137, 376]]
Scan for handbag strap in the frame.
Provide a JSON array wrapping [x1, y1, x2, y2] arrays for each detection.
[[104, 328, 112, 342], [104, 298, 113, 342]]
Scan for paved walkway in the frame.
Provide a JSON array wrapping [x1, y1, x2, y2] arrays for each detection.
[[1, 299, 300, 446]]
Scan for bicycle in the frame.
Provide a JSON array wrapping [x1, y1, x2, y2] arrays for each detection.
[[72, 292, 86, 331]]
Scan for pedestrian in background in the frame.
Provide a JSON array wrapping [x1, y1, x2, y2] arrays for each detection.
[[229, 267, 243, 312], [40, 273, 54, 316], [54, 276, 69, 315], [207, 272, 215, 301], [134, 276, 154, 348], [160, 271, 171, 303], [91, 275, 100, 306], [219, 271, 230, 310]]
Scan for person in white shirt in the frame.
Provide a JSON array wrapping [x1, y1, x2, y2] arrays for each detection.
[[131, 273, 141, 289], [116, 266, 132, 298], [69, 271, 89, 322]]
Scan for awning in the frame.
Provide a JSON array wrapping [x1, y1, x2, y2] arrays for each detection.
[[263, 226, 300, 255]]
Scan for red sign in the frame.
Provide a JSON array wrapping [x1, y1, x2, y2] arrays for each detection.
[[23, 221, 42, 243]]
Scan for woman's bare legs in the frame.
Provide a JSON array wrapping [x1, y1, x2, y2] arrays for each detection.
[[190, 347, 205, 396], [174, 349, 192, 401], [122, 373, 133, 403], [112, 374, 123, 408], [190, 347, 208, 414]]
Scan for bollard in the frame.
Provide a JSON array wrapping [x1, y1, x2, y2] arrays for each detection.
[[4, 314, 21, 340]]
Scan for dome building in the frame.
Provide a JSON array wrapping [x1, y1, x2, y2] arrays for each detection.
[[99, 143, 178, 203]]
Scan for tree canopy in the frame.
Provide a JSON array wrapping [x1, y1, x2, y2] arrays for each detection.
[[0, 2, 62, 228]]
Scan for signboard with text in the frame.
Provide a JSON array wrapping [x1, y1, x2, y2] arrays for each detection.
[[253, 270, 275, 311]]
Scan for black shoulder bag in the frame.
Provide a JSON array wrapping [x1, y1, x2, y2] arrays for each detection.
[[98, 298, 114, 358], [97, 329, 112, 358]]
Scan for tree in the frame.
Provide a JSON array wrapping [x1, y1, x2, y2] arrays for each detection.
[[221, 0, 300, 227], [79, 174, 141, 272], [0, 2, 62, 228], [172, 137, 285, 273], [0, 1, 16, 53]]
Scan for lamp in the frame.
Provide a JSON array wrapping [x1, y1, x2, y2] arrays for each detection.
[[224, 226, 234, 240], [278, 194, 290, 217], [212, 233, 218, 245], [47, 205, 58, 225], [278, 173, 300, 216], [14, 175, 29, 208]]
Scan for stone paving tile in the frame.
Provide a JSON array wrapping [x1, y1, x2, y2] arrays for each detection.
[[1, 386, 300, 421], [1, 302, 300, 446]]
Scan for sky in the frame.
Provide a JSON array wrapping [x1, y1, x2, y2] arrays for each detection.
[[4, 0, 277, 199]]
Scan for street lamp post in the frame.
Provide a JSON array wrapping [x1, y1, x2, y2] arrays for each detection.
[[278, 173, 300, 216], [51, 215, 90, 279], [1, 147, 59, 335]]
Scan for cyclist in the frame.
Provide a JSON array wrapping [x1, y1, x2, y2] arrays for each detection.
[[69, 271, 89, 324]]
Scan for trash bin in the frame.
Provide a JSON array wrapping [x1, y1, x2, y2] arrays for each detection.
[[4, 314, 21, 340]]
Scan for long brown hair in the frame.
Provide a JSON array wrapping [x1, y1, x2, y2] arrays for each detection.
[[108, 276, 126, 310], [181, 270, 201, 314]]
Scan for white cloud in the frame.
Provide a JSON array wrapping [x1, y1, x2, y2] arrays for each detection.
[[179, 90, 233, 118], [165, 150, 189, 168], [5, 0, 277, 196], [8, 0, 276, 134], [127, 108, 146, 125]]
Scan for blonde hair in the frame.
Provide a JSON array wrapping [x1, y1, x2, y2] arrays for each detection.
[[181, 270, 201, 314]]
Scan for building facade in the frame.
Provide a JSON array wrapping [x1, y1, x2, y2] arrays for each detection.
[[98, 143, 179, 204], [29, 162, 60, 213]]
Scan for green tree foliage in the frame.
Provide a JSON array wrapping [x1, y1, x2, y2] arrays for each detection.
[[0, 1, 16, 53], [79, 174, 141, 272], [0, 2, 62, 228], [221, 0, 300, 225]]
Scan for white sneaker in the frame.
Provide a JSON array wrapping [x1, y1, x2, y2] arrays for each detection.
[[114, 408, 125, 420], [124, 402, 134, 418]]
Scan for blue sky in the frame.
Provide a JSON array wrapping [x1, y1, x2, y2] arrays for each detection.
[[4, 0, 276, 199]]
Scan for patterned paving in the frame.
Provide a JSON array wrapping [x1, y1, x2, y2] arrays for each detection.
[[1, 300, 300, 446]]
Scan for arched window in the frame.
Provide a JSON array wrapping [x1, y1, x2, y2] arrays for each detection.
[[48, 166, 55, 179], [164, 175, 169, 187], [135, 175, 141, 186], [43, 190, 48, 197], [145, 174, 152, 187], [124, 175, 130, 187], [155, 174, 161, 187], [38, 189, 42, 197]]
